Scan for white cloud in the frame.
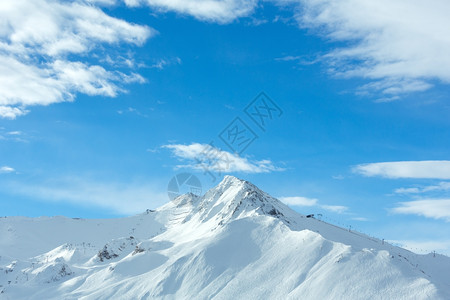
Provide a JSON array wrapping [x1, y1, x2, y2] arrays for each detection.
[[129, 0, 257, 23], [351, 217, 369, 222], [395, 182, 450, 194], [275, 55, 302, 62], [353, 161, 450, 179], [163, 143, 284, 173], [279, 195, 349, 214], [421, 182, 450, 192], [282, 0, 450, 97], [117, 106, 149, 117], [0, 128, 28, 142], [320, 204, 348, 214], [146, 147, 159, 153], [394, 187, 421, 194], [151, 57, 182, 69], [279, 196, 317, 206], [0, 166, 15, 173], [4, 177, 168, 215], [391, 199, 450, 221], [0, 0, 153, 119], [0, 106, 28, 119], [6, 131, 21, 135]]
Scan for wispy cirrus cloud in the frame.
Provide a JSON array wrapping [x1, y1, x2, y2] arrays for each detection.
[[353, 161, 450, 179], [279, 0, 450, 98], [126, 0, 257, 23], [391, 199, 450, 222], [0, 0, 153, 119], [163, 142, 284, 173], [321, 204, 348, 214], [0, 128, 28, 142], [395, 182, 450, 194], [278, 196, 317, 206], [351, 217, 369, 222], [0, 166, 15, 174], [279, 195, 348, 214], [150, 57, 182, 70], [6, 131, 21, 136]]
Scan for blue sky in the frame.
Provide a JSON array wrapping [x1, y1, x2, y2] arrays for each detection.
[[1, 0, 450, 254]]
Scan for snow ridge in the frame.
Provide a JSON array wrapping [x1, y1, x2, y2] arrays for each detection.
[[1, 176, 449, 299]]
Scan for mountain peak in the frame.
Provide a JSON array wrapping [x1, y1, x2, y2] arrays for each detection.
[[205, 175, 261, 204], [160, 175, 297, 229], [216, 175, 263, 194], [187, 175, 296, 226], [217, 175, 247, 188]]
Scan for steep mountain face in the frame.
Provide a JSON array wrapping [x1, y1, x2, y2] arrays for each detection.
[[1, 176, 449, 299]]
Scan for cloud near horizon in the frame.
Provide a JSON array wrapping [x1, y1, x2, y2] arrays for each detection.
[[388, 239, 450, 255], [353, 161, 450, 179], [3, 177, 168, 215], [279, 195, 349, 214], [395, 182, 450, 194], [391, 199, 450, 222]]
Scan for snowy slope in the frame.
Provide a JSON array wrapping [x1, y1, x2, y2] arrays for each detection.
[[1, 176, 449, 299]]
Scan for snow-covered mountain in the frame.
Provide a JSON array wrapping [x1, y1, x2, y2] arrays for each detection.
[[1, 176, 449, 299]]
